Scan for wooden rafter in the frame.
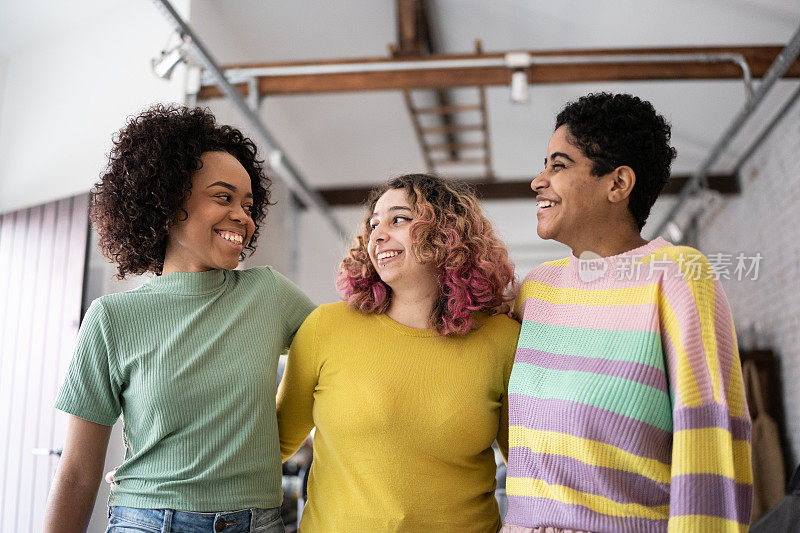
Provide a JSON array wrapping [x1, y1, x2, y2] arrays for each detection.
[[394, 0, 460, 163], [475, 39, 493, 179], [394, 1, 496, 179], [402, 90, 433, 170], [395, 0, 425, 58], [197, 46, 800, 98], [312, 174, 739, 207]]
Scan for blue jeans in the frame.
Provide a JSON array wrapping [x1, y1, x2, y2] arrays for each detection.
[[106, 506, 285, 533]]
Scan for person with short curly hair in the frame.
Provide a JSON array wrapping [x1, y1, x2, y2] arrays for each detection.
[[44, 105, 314, 533], [277, 174, 520, 531], [503, 93, 751, 532], [552, 91, 677, 232]]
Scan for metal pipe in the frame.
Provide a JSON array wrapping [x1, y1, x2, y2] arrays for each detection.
[[731, 82, 800, 174], [727, 54, 754, 100], [246, 77, 260, 113], [648, 22, 800, 240], [151, 0, 348, 240], [287, 194, 301, 282], [203, 52, 754, 96]]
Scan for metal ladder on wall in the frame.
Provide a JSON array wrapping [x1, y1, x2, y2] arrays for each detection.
[[400, 42, 494, 179], [402, 87, 493, 179]]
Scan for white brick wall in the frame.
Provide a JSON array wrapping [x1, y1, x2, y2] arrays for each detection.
[[696, 95, 800, 468]]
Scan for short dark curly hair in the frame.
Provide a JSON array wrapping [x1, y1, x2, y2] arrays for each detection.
[[91, 104, 271, 278], [555, 92, 677, 230]]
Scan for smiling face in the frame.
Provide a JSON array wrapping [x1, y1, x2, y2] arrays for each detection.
[[530, 125, 617, 250], [162, 151, 256, 274], [367, 188, 437, 291]]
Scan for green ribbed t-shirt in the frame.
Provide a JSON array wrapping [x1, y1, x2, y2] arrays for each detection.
[[55, 266, 315, 511]]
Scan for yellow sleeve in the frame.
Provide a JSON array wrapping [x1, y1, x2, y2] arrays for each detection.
[[495, 318, 520, 463], [496, 389, 509, 463], [276, 306, 321, 461]]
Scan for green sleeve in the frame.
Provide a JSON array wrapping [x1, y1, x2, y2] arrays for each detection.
[[269, 267, 316, 349], [55, 299, 121, 426]]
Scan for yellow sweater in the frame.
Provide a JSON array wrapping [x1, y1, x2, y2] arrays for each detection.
[[277, 302, 520, 532]]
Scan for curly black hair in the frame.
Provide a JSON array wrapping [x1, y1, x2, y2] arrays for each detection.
[[555, 92, 677, 230], [91, 104, 271, 278]]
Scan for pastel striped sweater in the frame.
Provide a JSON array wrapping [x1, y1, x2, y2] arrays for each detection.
[[505, 238, 752, 532]]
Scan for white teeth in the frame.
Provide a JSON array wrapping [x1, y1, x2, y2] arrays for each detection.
[[537, 200, 556, 208], [377, 251, 400, 260], [218, 231, 243, 244]]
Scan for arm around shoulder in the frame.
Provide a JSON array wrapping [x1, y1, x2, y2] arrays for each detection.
[[491, 315, 520, 462], [277, 306, 323, 461], [43, 415, 113, 533], [267, 267, 316, 344]]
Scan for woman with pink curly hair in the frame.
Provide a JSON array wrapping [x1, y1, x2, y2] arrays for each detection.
[[277, 173, 520, 532]]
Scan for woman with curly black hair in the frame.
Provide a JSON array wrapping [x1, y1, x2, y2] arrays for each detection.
[[43, 105, 314, 533]]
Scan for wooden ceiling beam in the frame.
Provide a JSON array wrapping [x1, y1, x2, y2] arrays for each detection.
[[393, 0, 462, 162], [313, 174, 739, 206], [413, 104, 482, 114], [395, 0, 425, 57], [198, 46, 800, 98]]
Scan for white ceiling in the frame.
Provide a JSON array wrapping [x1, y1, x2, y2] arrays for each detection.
[[0, 0, 126, 55], [1, 0, 797, 273], [186, 0, 799, 275], [188, 0, 800, 188], [2, 0, 797, 189], [188, 0, 800, 62]]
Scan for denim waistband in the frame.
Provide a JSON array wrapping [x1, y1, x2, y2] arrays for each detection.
[[108, 505, 282, 532]]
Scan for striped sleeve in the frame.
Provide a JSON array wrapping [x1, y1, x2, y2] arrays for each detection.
[[654, 248, 752, 532], [514, 258, 569, 318], [513, 275, 534, 318]]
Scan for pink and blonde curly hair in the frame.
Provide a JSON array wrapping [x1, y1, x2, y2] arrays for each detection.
[[337, 173, 516, 336]]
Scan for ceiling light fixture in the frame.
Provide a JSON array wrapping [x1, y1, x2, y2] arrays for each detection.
[[152, 34, 189, 80], [505, 52, 532, 104], [666, 221, 684, 242]]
